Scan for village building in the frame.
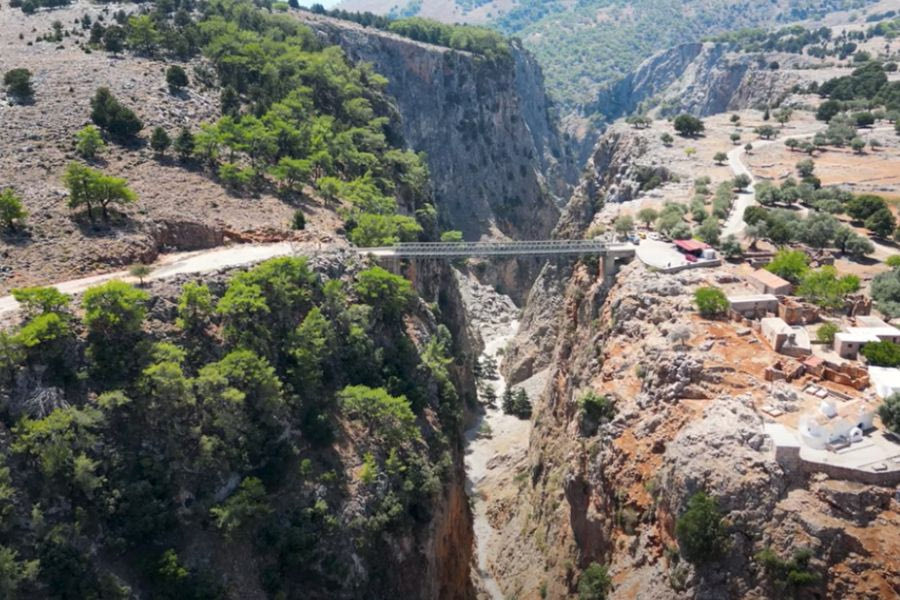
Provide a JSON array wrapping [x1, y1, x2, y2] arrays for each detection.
[[798, 399, 876, 450], [748, 269, 793, 295], [868, 366, 900, 398], [727, 293, 778, 318], [760, 317, 811, 356], [833, 322, 900, 359], [672, 239, 710, 259]]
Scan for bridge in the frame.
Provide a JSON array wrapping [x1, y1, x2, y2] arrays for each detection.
[[364, 240, 636, 285], [364, 240, 637, 259]]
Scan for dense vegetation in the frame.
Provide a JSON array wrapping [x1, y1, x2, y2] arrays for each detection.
[[307, 5, 511, 62], [0, 257, 468, 598], [485, 0, 878, 113], [742, 163, 885, 256], [57, 0, 438, 246], [816, 61, 900, 113], [871, 263, 900, 317]]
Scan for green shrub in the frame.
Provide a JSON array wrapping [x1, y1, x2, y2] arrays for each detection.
[[75, 125, 106, 160], [339, 385, 418, 446], [796, 266, 859, 310], [82, 280, 148, 379], [816, 322, 839, 344], [765, 249, 809, 284], [673, 114, 704, 137], [353, 267, 414, 321], [578, 391, 615, 435], [879, 393, 900, 434], [755, 547, 821, 592], [860, 340, 900, 367], [291, 210, 306, 230], [0, 189, 27, 230], [578, 562, 612, 600], [675, 491, 727, 564], [11, 287, 70, 318], [210, 477, 272, 535], [3, 68, 33, 101], [90, 87, 143, 140], [165, 65, 188, 93], [693, 287, 728, 318]]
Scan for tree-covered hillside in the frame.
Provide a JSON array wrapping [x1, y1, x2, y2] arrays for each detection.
[[1, 1, 479, 596], [339, 0, 878, 113], [0, 257, 471, 598], [496, 0, 878, 110]]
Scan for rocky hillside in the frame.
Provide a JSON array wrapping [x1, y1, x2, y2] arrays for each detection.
[[491, 255, 900, 598], [0, 1, 572, 296], [503, 125, 659, 383], [486, 120, 900, 597], [338, 0, 884, 115], [296, 11, 576, 241], [592, 42, 821, 123]]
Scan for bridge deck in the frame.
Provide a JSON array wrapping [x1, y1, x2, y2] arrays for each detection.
[[364, 240, 636, 259]]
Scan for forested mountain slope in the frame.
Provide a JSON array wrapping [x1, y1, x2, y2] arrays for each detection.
[[0, 0, 540, 596], [338, 0, 882, 117]]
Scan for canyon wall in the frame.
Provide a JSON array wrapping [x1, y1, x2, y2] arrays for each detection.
[[298, 12, 578, 242], [592, 42, 813, 122], [489, 126, 900, 598]]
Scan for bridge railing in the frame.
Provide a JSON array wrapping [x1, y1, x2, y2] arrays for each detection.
[[363, 240, 636, 258]]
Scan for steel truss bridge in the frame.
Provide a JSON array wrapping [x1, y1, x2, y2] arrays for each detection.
[[363, 240, 636, 259]]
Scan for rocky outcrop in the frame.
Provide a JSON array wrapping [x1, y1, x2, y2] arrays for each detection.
[[297, 12, 576, 241], [592, 42, 810, 121], [149, 219, 225, 251], [490, 253, 900, 598], [503, 128, 651, 384]]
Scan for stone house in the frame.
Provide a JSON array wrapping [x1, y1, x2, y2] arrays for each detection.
[[760, 317, 811, 356], [727, 294, 778, 318], [749, 269, 792, 295]]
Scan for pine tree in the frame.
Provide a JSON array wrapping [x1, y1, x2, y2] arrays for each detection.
[[150, 127, 171, 156], [501, 387, 515, 414], [174, 128, 195, 162], [513, 388, 532, 419]]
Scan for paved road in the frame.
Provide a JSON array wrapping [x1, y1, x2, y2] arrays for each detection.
[[0, 238, 636, 319], [0, 241, 328, 318]]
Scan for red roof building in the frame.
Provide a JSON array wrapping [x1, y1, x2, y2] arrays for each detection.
[[673, 239, 710, 254]]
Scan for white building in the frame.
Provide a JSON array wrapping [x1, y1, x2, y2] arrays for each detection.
[[868, 366, 900, 399], [798, 399, 876, 450], [833, 322, 900, 360], [761, 317, 811, 356]]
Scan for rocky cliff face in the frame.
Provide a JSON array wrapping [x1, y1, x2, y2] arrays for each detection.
[[487, 120, 899, 596], [490, 255, 900, 598], [296, 12, 576, 241], [503, 127, 656, 384], [592, 42, 810, 122]]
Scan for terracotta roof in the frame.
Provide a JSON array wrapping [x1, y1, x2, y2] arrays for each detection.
[[804, 356, 824, 368], [751, 269, 791, 289], [673, 239, 709, 253]]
